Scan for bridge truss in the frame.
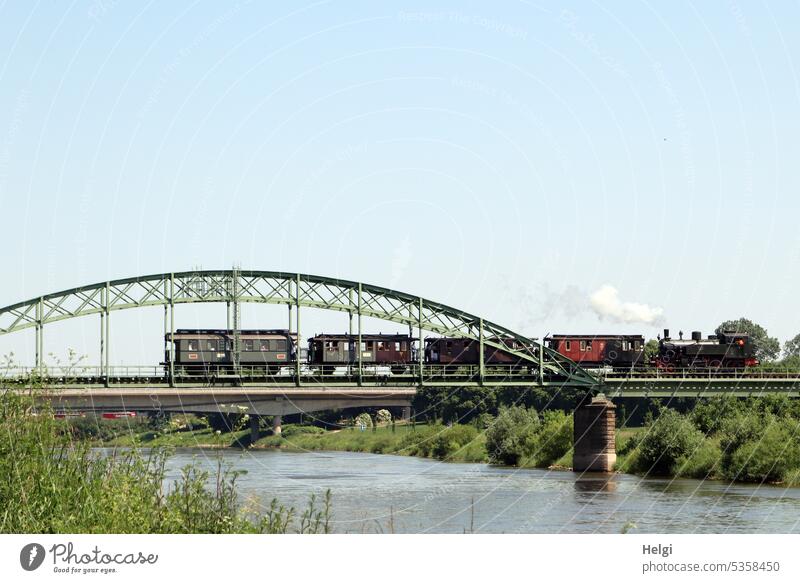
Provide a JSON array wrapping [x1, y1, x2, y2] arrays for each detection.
[[0, 269, 597, 389]]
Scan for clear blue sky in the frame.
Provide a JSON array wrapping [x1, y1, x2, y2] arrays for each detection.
[[1, 1, 798, 364]]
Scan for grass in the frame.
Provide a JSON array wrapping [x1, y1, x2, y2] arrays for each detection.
[[0, 391, 331, 534]]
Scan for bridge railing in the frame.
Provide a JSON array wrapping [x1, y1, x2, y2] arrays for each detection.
[[596, 368, 800, 381], [0, 363, 544, 385]]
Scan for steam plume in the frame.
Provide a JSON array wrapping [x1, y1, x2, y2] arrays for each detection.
[[589, 284, 664, 325]]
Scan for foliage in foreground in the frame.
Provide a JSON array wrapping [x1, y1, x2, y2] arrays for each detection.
[[0, 390, 331, 534]]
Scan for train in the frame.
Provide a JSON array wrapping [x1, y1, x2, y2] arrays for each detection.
[[544, 328, 758, 371], [163, 326, 758, 375]]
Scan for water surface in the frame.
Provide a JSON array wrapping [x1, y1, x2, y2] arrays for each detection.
[[158, 448, 800, 533]]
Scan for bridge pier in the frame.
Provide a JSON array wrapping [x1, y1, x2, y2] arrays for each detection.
[[272, 415, 282, 435], [249, 415, 260, 445], [401, 406, 412, 422], [573, 396, 616, 473]]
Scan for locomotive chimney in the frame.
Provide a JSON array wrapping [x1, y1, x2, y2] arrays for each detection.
[[663, 328, 670, 340], [692, 331, 702, 342], [679, 330, 684, 340]]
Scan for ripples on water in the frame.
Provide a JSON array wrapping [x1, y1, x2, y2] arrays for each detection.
[[152, 448, 800, 534]]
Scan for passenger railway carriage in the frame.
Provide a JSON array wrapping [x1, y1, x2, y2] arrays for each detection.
[[424, 337, 534, 365], [165, 329, 295, 372], [544, 334, 646, 369], [308, 333, 412, 365]]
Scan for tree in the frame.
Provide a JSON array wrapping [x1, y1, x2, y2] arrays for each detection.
[[484, 406, 539, 466], [784, 333, 800, 358], [715, 317, 780, 362], [644, 339, 659, 362], [633, 408, 704, 475]]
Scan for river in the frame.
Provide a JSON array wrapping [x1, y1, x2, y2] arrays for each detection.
[[159, 448, 800, 534]]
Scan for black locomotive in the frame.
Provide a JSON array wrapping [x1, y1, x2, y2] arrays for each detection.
[[655, 328, 758, 370]]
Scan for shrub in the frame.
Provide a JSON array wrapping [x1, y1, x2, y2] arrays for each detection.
[[531, 410, 573, 467], [691, 396, 743, 434], [66, 415, 143, 443], [676, 438, 721, 479], [632, 408, 704, 476], [724, 418, 800, 483], [398, 424, 441, 457], [280, 424, 326, 438], [718, 411, 769, 464], [484, 406, 539, 466], [430, 424, 478, 460], [375, 409, 392, 425]]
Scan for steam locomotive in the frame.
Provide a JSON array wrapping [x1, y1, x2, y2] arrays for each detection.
[[654, 329, 758, 370]]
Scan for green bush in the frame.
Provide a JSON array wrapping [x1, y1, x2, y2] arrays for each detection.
[[484, 406, 539, 466], [375, 409, 392, 425], [430, 424, 478, 460], [530, 410, 573, 467], [354, 412, 373, 428], [398, 424, 441, 457], [280, 424, 326, 438], [691, 396, 743, 434], [724, 418, 800, 483], [676, 438, 721, 479], [632, 408, 704, 476], [718, 411, 769, 464], [65, 415, 144, 442]]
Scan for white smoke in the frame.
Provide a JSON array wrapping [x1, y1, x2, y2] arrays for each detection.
[[589, 284, 665, 325]]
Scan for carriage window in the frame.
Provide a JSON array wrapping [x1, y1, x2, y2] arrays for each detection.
[[565, 340, 571, 351], [260, 340, 270, 351], [377, 342, 388, 351], [206, 339, 216, 351], [244, 339, 254, 351], [634, 341, 641, 350], [394, 342, 400, 351], [579, 340, 586, 351], [586, 341, 592, 351], [400, 342, 406, 351], [446, 340, 453, 349], [274, 339, 286, 351], [187, 340, 198, 351], [325, 341, 337, 351], [365, 341, 374, 350]]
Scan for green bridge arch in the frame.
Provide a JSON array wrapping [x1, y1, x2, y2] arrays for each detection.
[[0, 269, 596, 387]]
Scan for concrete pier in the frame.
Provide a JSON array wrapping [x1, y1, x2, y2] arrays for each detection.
[[401, 406, 412, 422], [573, 396, 616, 472], [272, 415, 282, 435]]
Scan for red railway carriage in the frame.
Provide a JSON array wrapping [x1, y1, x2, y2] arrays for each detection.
[[544, 334, 645, 368]]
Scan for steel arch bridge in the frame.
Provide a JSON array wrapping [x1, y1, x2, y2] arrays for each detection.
[[0, 269, 597, 390]]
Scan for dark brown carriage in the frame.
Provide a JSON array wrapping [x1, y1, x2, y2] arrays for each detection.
[[308, 333, 413, 365], [165, 329, 295, 373]]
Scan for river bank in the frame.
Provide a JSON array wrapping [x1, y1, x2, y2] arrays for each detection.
[[92, 407, 800, 488]]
